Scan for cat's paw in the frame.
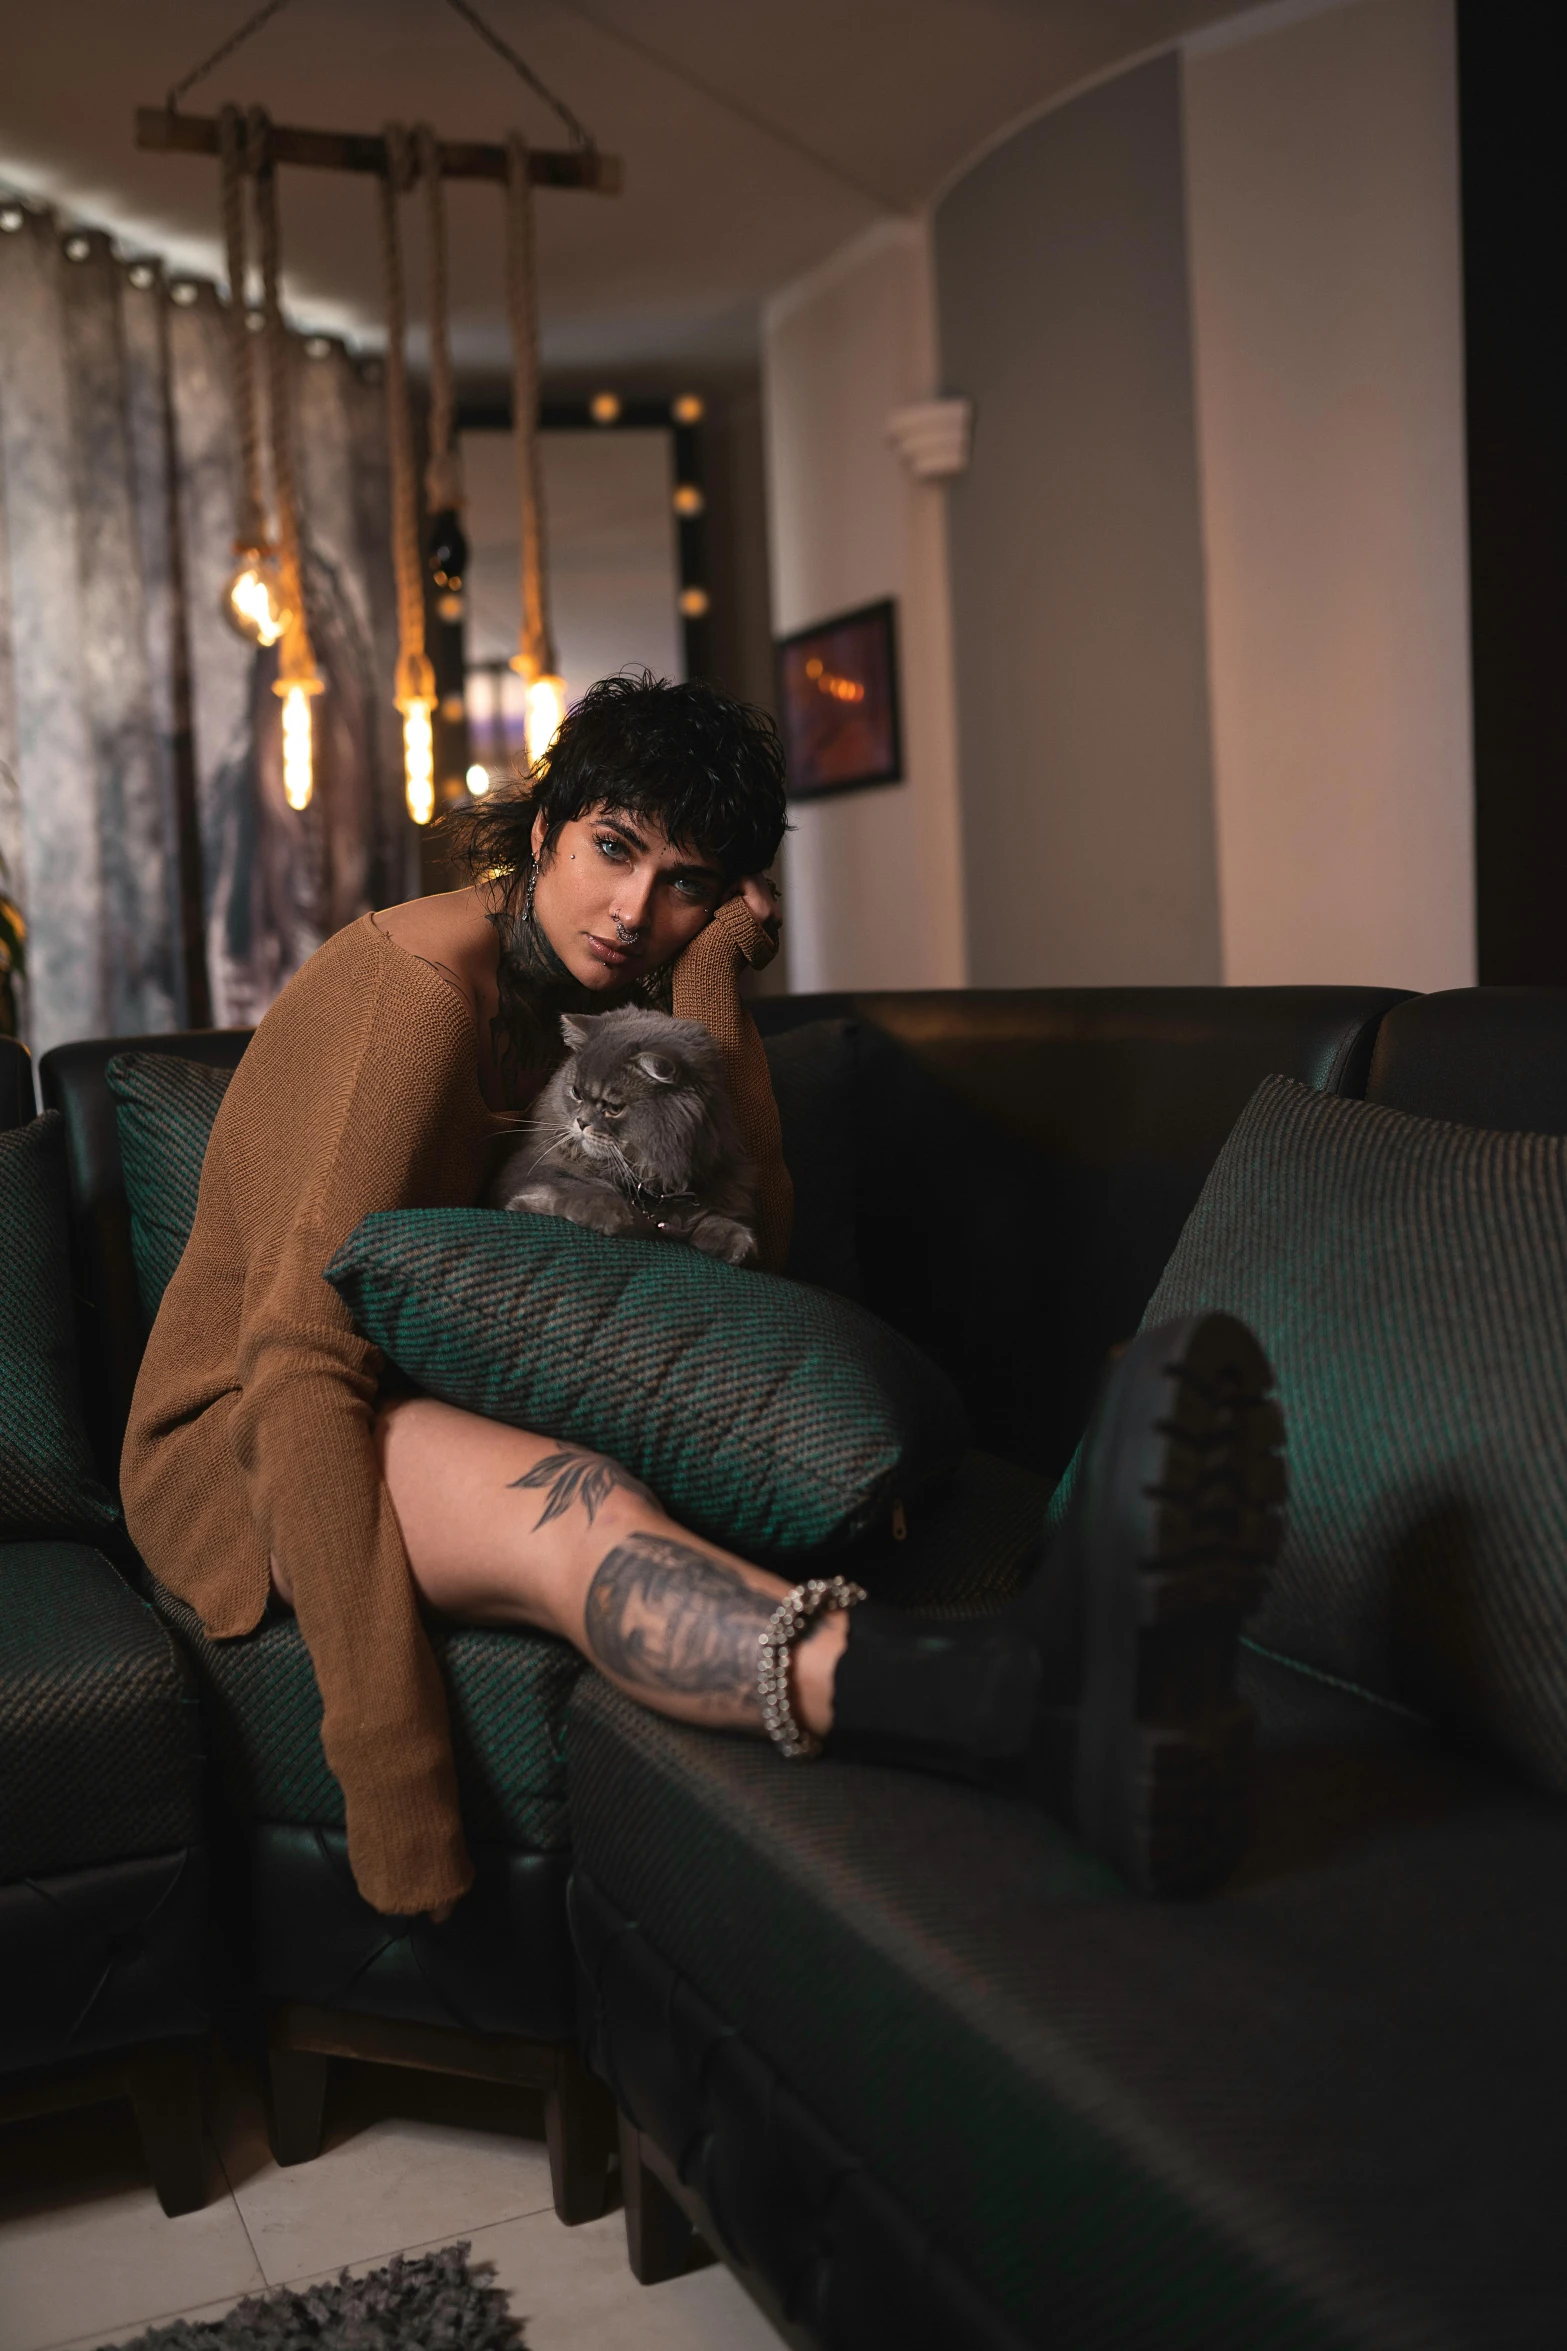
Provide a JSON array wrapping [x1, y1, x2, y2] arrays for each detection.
[[505, 1183, 565, 1219], [507, 1184, 633, 1238], [690, 1216, 762, 1267]]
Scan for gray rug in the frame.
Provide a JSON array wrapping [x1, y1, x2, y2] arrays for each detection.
[[102, 2241, 526, 2348]]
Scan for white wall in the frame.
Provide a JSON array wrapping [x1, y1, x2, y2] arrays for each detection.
[[934, 52, 1223, 989], [1184, 0, 1475, 989], [761, 220, 966, 992]]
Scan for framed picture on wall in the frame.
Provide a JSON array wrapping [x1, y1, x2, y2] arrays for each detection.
[[774, 598, 902, 799]]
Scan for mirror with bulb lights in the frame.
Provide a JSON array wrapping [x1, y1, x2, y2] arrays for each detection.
[[451, 392, 713, 809]]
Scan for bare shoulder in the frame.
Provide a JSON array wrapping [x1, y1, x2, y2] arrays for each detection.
[[371, 886, 498, 1010]]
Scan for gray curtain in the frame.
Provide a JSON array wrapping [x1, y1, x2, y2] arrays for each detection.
[[0, 205, 401, 1055]]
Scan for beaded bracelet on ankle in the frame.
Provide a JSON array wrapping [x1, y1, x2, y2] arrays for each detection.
[[756, 1576, 867, 1759]]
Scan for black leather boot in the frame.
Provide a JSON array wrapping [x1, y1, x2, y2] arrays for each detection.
[[827, 1313, 1285, 1898]]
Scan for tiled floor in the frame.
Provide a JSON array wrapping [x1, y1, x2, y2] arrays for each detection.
[[0, 2048, 782, 2351]]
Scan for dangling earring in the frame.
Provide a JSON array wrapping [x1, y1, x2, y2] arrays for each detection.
[[523, 863, 538, 926]]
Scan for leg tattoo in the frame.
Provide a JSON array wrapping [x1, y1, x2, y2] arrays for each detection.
[[585, 1533, 775, 1720], [510, 1447, 652, 1531]]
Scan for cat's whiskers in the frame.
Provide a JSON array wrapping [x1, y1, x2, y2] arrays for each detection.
[[522, 1127, 579, 1173]]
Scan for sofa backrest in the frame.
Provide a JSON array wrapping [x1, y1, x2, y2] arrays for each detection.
[[38, 1029, 252, 1487], [0, 1037, 31, 1131], [1365, 987, 1567, 1134], [755, 986, 1408, 1478], [34, 986, 1409, 1497]]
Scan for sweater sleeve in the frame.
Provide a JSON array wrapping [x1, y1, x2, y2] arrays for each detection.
[[221, 950, 479, 1916], [670, 897, 793, 1274]]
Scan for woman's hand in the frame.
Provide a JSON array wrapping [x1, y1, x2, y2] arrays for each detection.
[[734, 872, 781, 942]]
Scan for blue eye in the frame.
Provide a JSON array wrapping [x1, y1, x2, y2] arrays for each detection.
[[595, 834, 627, 861]]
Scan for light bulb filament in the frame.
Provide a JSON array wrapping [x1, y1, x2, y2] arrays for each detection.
[[524, 674, 567, 767], [403, 700, 435, 826], [281, 684, 313, 810]]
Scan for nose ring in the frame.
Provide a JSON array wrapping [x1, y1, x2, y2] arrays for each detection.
[[614, 917, 638, 945]]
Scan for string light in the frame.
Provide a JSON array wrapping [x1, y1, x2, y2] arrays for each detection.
[[280, 682, 314, 809], [465, 763, 491, 796], [403, 698, 436, 826]]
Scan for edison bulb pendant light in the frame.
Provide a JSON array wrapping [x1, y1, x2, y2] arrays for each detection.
[[522, 672, 566, 767], [224, 546, 291, 647]]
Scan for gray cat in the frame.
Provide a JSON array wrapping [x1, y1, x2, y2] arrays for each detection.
[[490, 1006, 761, 1266]]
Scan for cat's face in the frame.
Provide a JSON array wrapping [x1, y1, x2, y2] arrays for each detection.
[[555, 1009, 716, 1185]]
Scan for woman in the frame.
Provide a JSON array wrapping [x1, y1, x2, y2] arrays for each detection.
[[123, 674, 1282, 1920]]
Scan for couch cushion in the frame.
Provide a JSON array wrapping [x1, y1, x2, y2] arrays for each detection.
[[568, 1660, 1567, 2350], [1139, 1073, 1567, 1797], [0, 1542, 202, 1879], [106, 1052, 235, 1322], [326, 1209, 968, 1561], [0, 1117, 122, 1542], [148, 1583, 584, 1852]]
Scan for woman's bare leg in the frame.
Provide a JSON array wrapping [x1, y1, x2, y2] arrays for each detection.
[[349, 1396, 847, 1739]]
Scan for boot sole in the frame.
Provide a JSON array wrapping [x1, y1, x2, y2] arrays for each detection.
[[1070, 1313, 1285, 1897]]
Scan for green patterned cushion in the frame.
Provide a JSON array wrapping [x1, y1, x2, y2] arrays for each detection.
[[0, 1115, 121, 1541], [106, 1052, 235, 1321], [326, 1210, 968, 1559], [1141, 1072, 1567, 1792], [148, 1582, 584, 1850]]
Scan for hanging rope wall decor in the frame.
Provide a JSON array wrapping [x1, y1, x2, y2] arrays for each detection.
[[504, 131, 566, 769], [252, 106, 324, 810], [378, 124, 438, 826], [216, 102, 289, 649], [417, 121, 475, 801], [138, 0, 620, 832]]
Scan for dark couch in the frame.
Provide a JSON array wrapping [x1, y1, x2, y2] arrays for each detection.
[[0, 1035, 211, 2216], [9, 980, 1565, 2337], [568, 985, 1567, 2351]]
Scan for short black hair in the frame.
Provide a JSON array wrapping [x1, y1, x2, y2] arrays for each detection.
[[440, 671, 789, 905]]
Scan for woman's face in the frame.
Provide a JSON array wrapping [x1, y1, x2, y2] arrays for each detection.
[[529, 806, 726, 991]]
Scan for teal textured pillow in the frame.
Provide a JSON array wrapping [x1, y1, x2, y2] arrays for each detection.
[[1140, 1072, 1567, 1794], [326, 1209, 967, 1558], [106, 1052, 235, 1321], [0, 1114, 121, 1539]]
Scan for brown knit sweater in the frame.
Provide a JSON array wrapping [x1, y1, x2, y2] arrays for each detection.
[[120, 899, 790, 1917]]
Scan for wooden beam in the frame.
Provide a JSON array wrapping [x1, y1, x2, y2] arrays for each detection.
[[134, 107, 621, 194]]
